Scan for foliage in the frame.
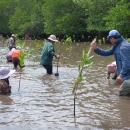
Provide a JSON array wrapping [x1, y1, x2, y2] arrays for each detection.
[[73, 0, 118, 32], [9, 0, 45, 36], [104, 0, 130, 37], [0, 0, 130, 39], [65, 36, 72, 43], [72, 49, 93, 94], [42, 0, 87, 35]]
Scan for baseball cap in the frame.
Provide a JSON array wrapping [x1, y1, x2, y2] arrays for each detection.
[[107, 30, 121, 41]]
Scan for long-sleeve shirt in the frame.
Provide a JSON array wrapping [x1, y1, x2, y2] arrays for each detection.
[[94, 36, 130, 82], [40, 41, 56, 66]]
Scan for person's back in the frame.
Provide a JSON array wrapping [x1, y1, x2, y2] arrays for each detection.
[[6, 48, 16, 62], [6, 51, 13, 62], [40, 41, 55, 66], [8, 37, 14, 45], [12, 46, 25, 69], [12, 49, 21, 58], [40, 35, 60, 74]]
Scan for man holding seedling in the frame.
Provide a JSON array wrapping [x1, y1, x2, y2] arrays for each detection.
[[91, 30, 130, 96], [40, 34, 60, 74]]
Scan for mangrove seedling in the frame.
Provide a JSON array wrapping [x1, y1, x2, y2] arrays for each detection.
[[72, 38, 96, 117]]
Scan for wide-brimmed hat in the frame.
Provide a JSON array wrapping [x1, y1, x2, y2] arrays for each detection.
[[0, 67, 15, 79], [107, 30, 121, 41], [11, 34, 15, 37], [47, 35, 59, 42]]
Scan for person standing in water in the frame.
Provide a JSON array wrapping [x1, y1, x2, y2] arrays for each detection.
[[40, 34, 60, 74], [8, 34, 16, 50], [0, 67, 15, 95], [90, 30, 130, 96]]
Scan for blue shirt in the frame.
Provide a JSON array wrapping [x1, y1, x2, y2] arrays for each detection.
[[94, 36, 130, 82]]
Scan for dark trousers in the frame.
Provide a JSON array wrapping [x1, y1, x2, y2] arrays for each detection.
[[12, 57, 20, 68], [43, 65, 52, 74]]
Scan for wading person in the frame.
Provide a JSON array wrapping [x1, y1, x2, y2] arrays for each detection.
[[8, 34, 16, 50], [90, 30, 130, 96], [12, 46, 25, 69], [6, 48, 16, 62], [106, 61, 117, 79], [40, 34, 60, 74], [0, 67, 15, 95]]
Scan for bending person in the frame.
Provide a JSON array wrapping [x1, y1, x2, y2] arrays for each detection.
[[12, 46, 25, 69], [91, 30, 130, 96]]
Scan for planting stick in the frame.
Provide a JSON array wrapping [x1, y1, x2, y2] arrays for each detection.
[[18, 68, 22, 91], [74, 94, 76, 117]]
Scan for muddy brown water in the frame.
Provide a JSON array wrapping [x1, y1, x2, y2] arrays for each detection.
[[0, 41, 130, 130]]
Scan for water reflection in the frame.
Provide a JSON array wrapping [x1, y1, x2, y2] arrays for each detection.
[[0, 41, 130, 130]]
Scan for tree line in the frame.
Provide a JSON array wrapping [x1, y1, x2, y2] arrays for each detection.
[[0, 0, 130, 42]]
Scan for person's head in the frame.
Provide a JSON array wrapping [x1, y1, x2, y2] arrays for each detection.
[[16, 46, 21, 50], [47, 34, 59, 43], [11, 34, 15, 37], [106, 63, 116, 73], [107, 30, 121, 44], [0, 67, 15, 85]]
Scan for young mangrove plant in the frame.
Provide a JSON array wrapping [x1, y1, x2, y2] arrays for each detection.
[[72, 38, 96, 117], [72, 49, 93, 94]]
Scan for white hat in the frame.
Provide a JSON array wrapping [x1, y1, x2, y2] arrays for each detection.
[[11, 48, 16, 51], [47, 35, 59, 42], [0, 67, 15, 79], [11, 34, 15, 37], [16, 46, 21, 50]]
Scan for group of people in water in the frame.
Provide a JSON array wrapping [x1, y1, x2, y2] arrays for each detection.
[[0, 30, 130, 97], [91, 30, 130, 96], [0, 34, 25, 95]]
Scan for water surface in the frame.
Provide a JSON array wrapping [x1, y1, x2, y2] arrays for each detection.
[[0, 41, 130, 130]]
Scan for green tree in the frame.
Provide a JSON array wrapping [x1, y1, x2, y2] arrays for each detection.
[[9, 0, 45, 36], [42, 0, 87, 35], [104, 0, 130, 37], [0, 0, 16, 35], [73, 0, 118, 32]]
